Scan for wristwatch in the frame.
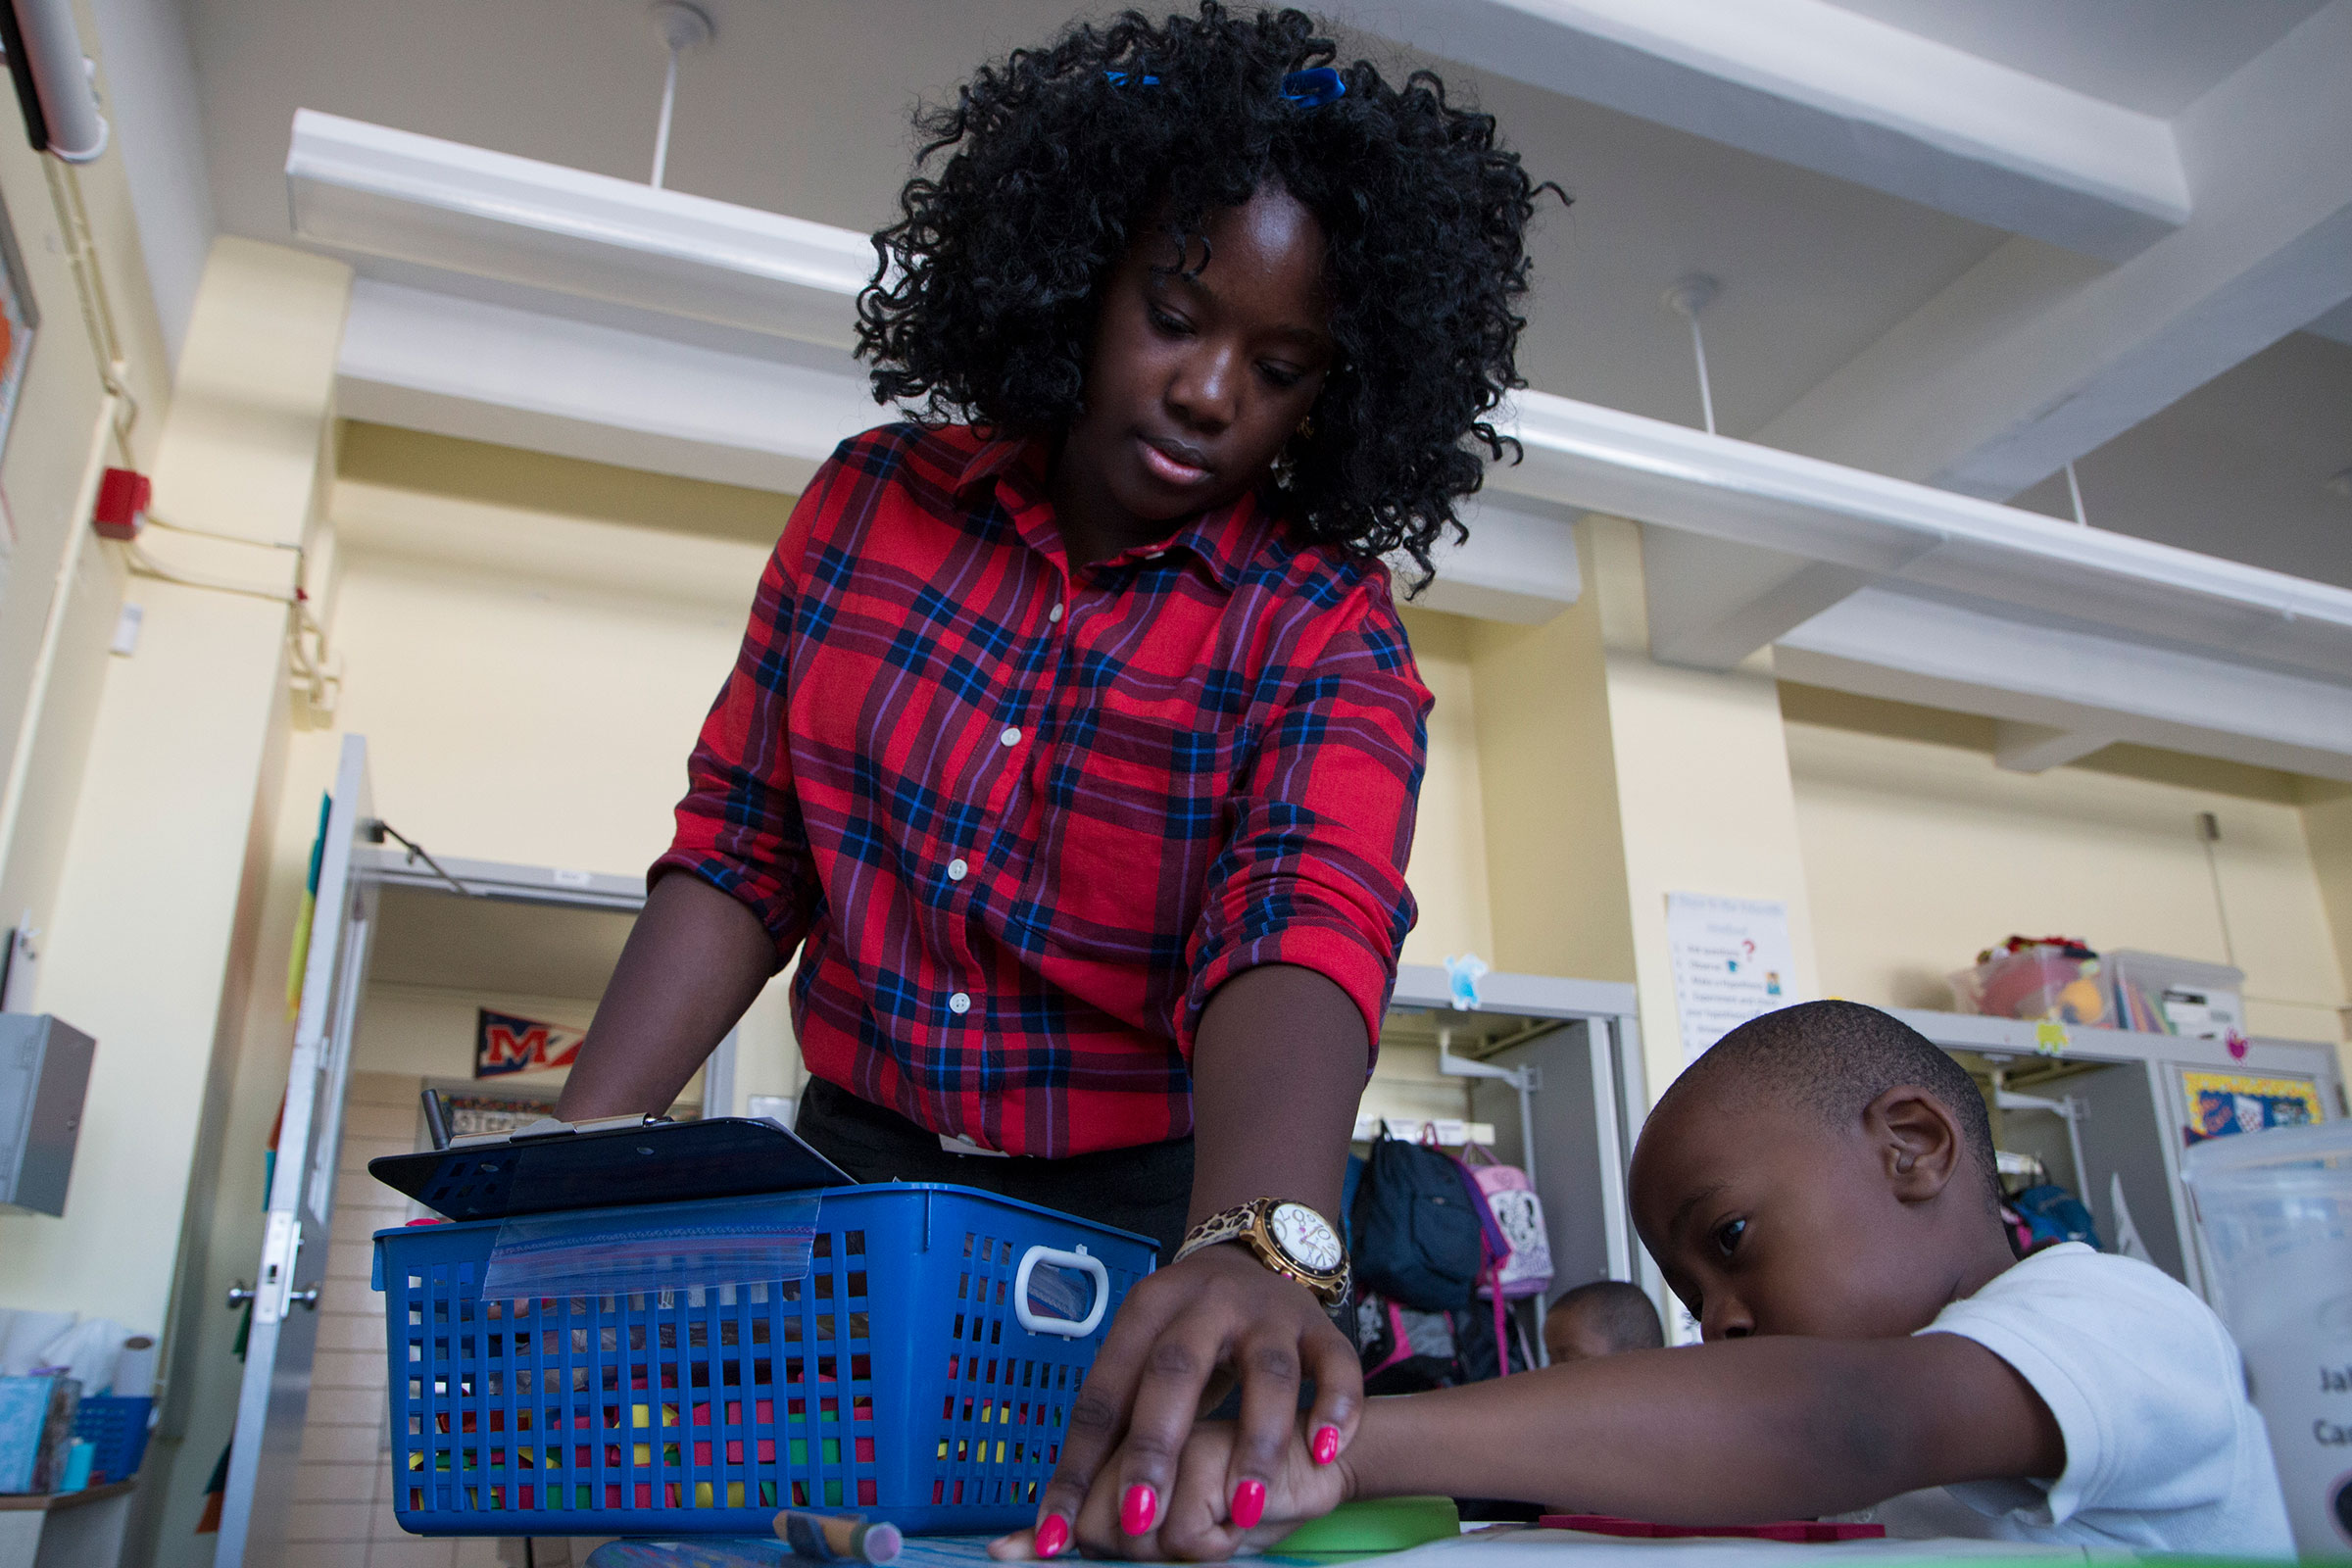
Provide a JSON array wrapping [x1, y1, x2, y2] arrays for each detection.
[[1175, 1199, 1350, 1307]]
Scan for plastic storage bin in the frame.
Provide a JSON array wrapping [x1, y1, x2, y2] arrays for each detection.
[[373, 1183, 1152, 1538], [2182, 1120, 2352, 1559], [1948, 938, 2107, 1026], [71, 1395, 153, 1484]]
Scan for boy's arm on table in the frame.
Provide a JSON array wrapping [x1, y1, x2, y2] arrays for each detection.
[[1341, 1333, 2062, 1522], [1084, 1331, 2063, 1561]]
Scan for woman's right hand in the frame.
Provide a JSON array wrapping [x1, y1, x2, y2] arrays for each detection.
[[989, 1414, 1349, 1563]]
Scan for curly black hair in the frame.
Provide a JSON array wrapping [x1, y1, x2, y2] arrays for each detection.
[[855, 3, 1562, 585]]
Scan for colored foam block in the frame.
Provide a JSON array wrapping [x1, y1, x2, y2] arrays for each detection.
[[1271, 1495, 1460, 1556]]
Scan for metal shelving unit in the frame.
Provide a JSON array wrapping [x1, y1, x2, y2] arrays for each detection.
[[1894, 1008, 2346, 1303]]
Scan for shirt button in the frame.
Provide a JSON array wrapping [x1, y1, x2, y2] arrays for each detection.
[[947, 858, 968, 882], [1048, 603, 1063, 623], [999, 727, 1021, 748], [948, 992, 972, 1015], [1144, 549, 1165, 560]]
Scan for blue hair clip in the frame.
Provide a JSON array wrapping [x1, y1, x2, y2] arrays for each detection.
[[1104, 69, 1159, 87], [1280, 67, 1346, 108]]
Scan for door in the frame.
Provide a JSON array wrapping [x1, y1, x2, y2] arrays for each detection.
[[214, 734, 380, 1567]]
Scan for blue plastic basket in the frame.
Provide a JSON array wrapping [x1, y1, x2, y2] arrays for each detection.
[[73, 1395, 154, 1484], [372, 1183, 1153, 1537]]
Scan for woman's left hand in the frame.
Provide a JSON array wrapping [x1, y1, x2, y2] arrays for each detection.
[[1018, 1241, 1359, 1558]]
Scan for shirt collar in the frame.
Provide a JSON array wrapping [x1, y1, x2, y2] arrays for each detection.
[[955, 431, 1271, 593]]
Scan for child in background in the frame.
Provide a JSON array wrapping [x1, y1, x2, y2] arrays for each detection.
[[1010, 1001, 2294, 1558], [1542, 1280, 1663, 1365]]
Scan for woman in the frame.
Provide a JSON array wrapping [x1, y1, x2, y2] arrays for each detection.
[[556, 3, 1556, 1550]]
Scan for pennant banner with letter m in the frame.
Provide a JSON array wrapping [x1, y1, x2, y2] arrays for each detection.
[[474, 1007, 586, 1078]]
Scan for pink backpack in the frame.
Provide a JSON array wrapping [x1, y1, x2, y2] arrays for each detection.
[[1460, 1145, 1553, 1301]]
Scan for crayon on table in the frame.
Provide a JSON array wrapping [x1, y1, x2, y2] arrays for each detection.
[[775, 1508, 904, 1564]]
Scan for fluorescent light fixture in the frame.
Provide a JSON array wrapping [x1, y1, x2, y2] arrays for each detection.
[[1491, 389, 2352, 682], [286, 109, 871, 346], [287, 109, 2351, 772]]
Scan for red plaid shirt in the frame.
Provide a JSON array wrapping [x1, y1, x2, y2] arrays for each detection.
[[657, 424, 1430, 1156]]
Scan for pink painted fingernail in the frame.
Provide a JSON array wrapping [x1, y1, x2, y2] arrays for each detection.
[[1311, 1426, 1340, 1466], [1034, 1515, 1069, 1558], [1232, 1479, 1266, 1529], [1121, 1484, 1157, 1536]]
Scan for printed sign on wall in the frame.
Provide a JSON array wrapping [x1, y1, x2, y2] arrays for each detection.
[[474, 1008, 586, 1077], [1666, 892, 1797, 1068]]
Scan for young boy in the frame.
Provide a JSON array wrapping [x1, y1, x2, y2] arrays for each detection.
[[1014, 1001, 2294, 1558], [1542, 1279, 1663, 1365]]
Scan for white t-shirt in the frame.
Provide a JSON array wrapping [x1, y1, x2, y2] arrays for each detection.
[[1863, 1243, 2293, 1554]]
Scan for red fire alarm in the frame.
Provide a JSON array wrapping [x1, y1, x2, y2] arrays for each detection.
[[92, 467, 151, 541]]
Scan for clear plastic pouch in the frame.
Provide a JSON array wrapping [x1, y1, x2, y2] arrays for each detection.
[[482, 1192, 821, 1300]]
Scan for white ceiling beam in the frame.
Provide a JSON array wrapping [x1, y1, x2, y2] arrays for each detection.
[[289, 110, 873, 348], [1755, 1, 2352, 500], [1776, 588, 2352, 783], [1604, 1, 2352, 673], [1642, 530, 1866, 670], [336, 281, 1584, 620], [335, 279, 880, 492], [1328, 0, 2185, 261], [1991, 720, 2117, 775], [1492, 389, 2352, 681], [1405, 496, 1582, 624]]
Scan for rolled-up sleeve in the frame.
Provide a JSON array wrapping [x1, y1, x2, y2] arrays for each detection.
[[649, 481, 826, 964], [1178, 580, 1432, 1062]]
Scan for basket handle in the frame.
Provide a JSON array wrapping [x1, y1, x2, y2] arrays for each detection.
[[1013, 1244, 1109, 1339]]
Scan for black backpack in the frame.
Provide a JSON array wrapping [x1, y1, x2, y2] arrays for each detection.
[[1348, 1126, 1486, 1310]]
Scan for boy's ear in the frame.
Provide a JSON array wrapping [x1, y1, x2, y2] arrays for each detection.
[[1864, 1085, 1962, 1202]]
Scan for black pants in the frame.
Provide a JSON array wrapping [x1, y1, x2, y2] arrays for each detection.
[[794, 1078, 1195, 1265]]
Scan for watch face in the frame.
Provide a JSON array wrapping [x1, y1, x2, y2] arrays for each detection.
[[1268, 1202, 1344, 1273]]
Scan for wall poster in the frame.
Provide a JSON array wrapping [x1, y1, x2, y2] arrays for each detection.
[[1666, 892, 1797, 1068]]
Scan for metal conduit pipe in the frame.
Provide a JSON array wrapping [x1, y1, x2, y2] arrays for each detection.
[[1, 0, 108, 162]]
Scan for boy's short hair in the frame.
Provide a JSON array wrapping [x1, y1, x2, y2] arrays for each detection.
[[1670, 1001, 2002, 1211], [1548, 1280, 1664, 1353]]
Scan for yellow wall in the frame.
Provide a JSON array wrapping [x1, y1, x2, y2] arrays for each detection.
[[1465, 526, 1636, 985], [315, 428, 819, 1108], [0, 41, 173, 962], [1395, 608, 1494, 966], [2307, 784, 2352, 1054], [5, 241, 345, 1323], [1783, 686, 2351, 1065], [1467, 518, 1823, 1102]]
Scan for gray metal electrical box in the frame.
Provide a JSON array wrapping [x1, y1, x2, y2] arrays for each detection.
[[0, 1014, 95, 1216]]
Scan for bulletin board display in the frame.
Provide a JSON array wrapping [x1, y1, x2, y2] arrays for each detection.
[[2181, 1070, 2326, 1143]]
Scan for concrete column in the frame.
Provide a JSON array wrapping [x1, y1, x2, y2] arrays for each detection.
[[2304, 784, 2352, 1080], [1470, 516, 1821, 1103]]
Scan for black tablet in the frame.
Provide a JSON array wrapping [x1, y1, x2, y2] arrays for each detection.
[[368, 1115, 854, 1221]]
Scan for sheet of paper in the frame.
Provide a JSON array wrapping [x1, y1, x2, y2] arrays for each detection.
[[1665, 893, 1796, 1068]]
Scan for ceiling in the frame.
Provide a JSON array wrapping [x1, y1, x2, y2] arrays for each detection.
[[184, 0, 2010, 438], [170, 0, 2352, 583], [1818, 0, 2330, 116], [2010, 331, 2352, 591]]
